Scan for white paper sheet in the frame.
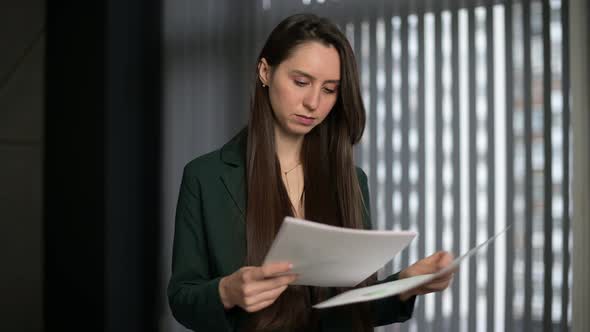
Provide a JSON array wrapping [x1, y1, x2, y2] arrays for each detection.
[[313, 224, 512, 309], [262, 217, 417, 287]]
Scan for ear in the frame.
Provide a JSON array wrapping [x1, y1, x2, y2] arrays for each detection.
[[258, 58, 271, 86]]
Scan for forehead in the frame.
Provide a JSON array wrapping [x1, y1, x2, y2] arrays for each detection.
[[279, 41, 341, 81]]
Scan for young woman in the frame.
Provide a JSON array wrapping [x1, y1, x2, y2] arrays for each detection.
[[168, 13, 454, 332]]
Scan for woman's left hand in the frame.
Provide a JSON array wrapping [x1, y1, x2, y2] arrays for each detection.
[[398, 251, 456, 301]]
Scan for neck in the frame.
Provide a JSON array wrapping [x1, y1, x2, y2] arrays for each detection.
[[274, 124, 304, 170]]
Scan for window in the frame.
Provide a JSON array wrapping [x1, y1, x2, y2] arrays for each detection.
[[263, 0, 572, 331]]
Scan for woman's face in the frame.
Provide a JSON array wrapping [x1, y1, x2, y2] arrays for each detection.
[[259, 41, 341, 137]]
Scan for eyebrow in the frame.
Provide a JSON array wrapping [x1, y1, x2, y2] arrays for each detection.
[[290, 69, 340, 84]]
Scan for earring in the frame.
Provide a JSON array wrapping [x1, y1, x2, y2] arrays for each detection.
[[262, 83, 267, 87]]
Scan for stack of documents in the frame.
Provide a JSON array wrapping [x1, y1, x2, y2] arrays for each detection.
[[263, 216, 510, 309], [263, 217, 416, 287]]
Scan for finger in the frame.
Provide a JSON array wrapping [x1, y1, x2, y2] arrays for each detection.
[[244, 285, 288, 307], [436, 265, 459, 276], [431, 270, 454, 282], [260, 262, 293, 278], [424, 279, 453, 292], [430, 271, 454, 283], [244, 299, 275, 313], [248, 262, 292, 280], [243, 274, 298, 296], [237, 266, 256, 281]]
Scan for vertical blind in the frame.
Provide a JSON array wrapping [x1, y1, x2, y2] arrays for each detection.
[[256, 1, 570, 331]]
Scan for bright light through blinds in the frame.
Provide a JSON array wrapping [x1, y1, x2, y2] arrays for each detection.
[[493, 5, 507, 332]]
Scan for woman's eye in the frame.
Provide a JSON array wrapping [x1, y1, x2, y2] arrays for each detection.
[[294, 80, 309, 87], [323, 87, 336, 94]]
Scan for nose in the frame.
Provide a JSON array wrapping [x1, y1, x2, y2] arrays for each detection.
[[302, 87, 321, 111]]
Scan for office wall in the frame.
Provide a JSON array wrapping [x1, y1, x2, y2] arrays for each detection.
[[0, 0, 45, 331]]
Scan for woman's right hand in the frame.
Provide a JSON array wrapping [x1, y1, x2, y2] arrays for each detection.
[[218, 262, 298, 313]]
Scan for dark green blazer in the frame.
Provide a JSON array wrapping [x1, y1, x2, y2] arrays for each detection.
[[168, 130, 416, 331]]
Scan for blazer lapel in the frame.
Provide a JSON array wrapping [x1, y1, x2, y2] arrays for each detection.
[[219, 128, 248, 219], [221, 167, 246, 218]]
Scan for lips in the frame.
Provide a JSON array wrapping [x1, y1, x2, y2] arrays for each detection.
[[294, 114, 315, 126]]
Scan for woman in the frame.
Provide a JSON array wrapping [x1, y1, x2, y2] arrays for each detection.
[[168, 13, 454, 332]]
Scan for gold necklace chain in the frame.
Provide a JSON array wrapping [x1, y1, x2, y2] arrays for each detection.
[[282, 163, 301, 196], [282, 162, 301, 175]]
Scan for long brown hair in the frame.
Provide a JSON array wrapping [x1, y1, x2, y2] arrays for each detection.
[[245, 13, 374, 331]]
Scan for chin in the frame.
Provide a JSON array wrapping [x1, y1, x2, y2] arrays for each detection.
[[287, 123, 315, 136]]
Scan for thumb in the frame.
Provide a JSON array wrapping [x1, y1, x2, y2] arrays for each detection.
[[436, 251, 454, 269], [427, 251, 446, 265]]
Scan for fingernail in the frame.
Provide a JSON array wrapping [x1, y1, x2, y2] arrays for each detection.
[[288, 263, 293, 269]]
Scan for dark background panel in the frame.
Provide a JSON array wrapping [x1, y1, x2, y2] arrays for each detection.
[[44, 0, 161, 331], [0, 0, 45, 330]]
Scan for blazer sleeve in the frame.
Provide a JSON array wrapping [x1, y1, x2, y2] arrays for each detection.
[[167, 167, 237, 331], [356, 167, 417, 326]]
